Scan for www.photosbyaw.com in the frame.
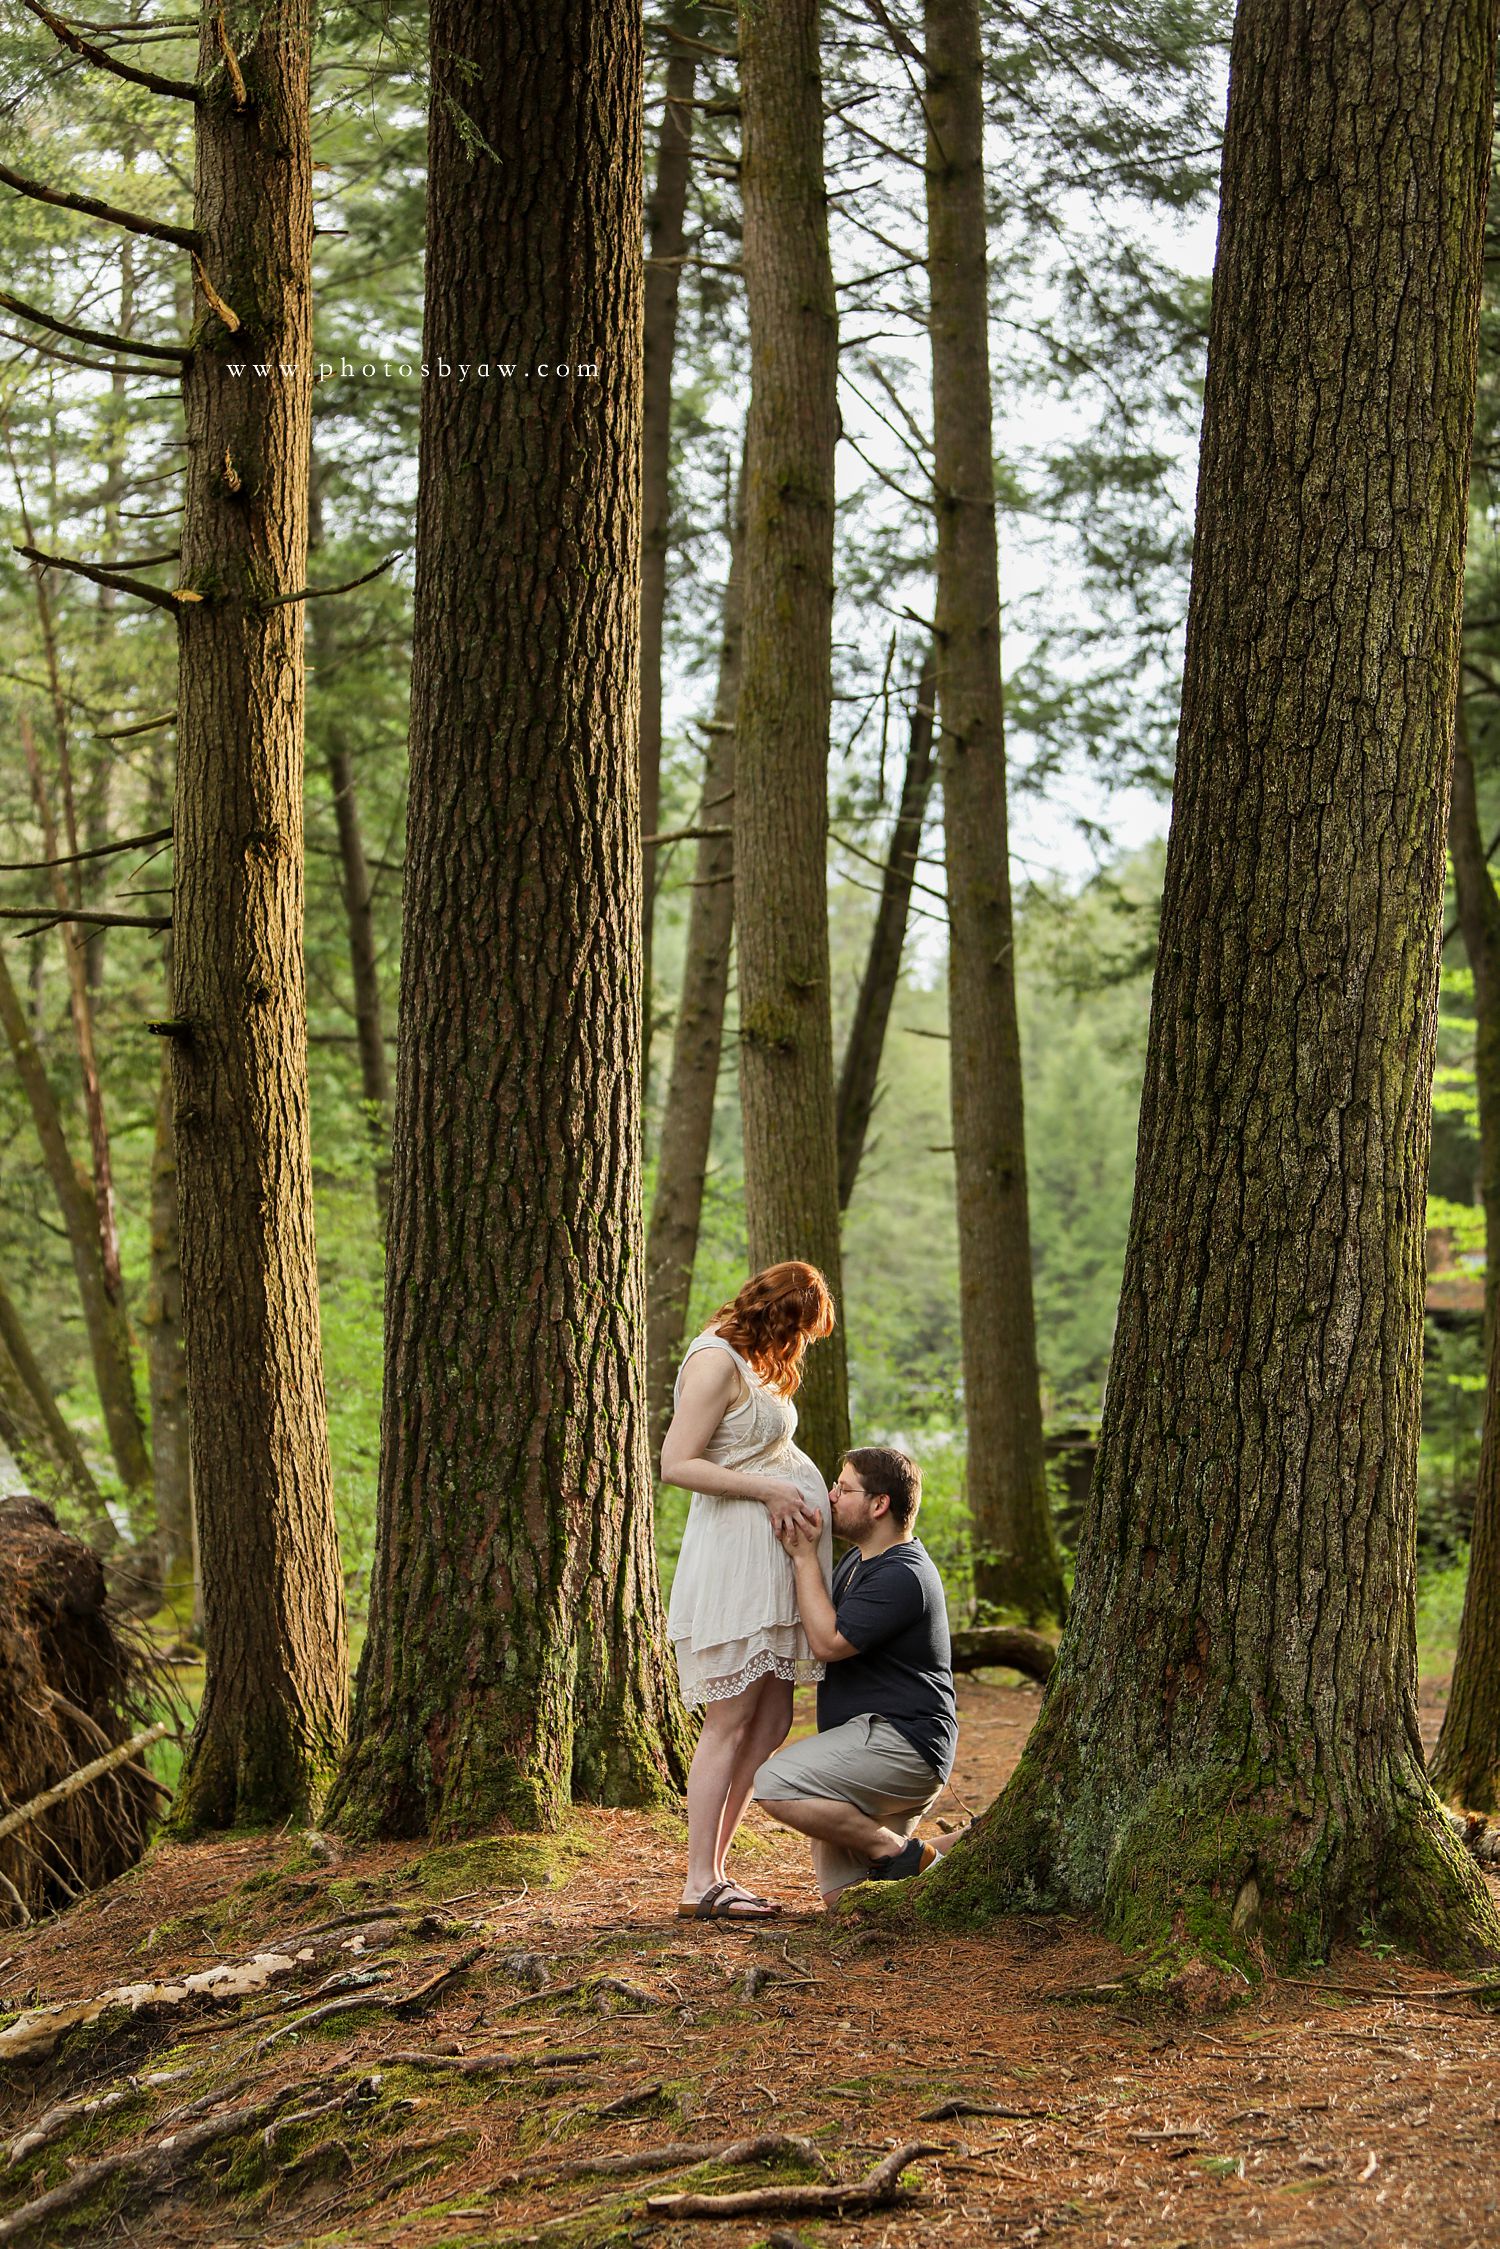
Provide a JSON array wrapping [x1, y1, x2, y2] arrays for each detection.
[[223, 357, 602, 382]]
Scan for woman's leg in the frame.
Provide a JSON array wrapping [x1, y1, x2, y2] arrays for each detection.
[[683, 1681, 778, 1906], [715, 1675, 794, 1883]]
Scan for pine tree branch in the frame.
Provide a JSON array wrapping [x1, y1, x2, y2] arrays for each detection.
[[0, 160, 200, 252], [0, 826, 173, 873], [261, 550, 403, 607], [17, 0, 203, 101], [214, 5, 249, 110], [0, 907, 170, 936], [14, 543, 194, 613], [0, 285, 189, 365]]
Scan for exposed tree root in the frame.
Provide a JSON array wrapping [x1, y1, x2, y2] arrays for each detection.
[[527, 2131, 831, 2183], [0, 2084, 300, 2244], [643, 2139, 943, 2218]]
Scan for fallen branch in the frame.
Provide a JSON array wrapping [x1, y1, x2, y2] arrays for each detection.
[[0, 2085, 296, 2244], [0, 1948, 306, 2064], [533, 2131, 831, 2183], [383, 2047, 599, 2075], [644, 2140, 943, 2218], [949, 1626, 1056, 1681], [0, 1722, 168, 1846], [257, 1943, 485, 2051], [918, 2099, 1042, 2122]]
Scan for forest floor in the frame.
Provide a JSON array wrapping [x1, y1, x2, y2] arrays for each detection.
[[1, 1673, 1497, 2249]]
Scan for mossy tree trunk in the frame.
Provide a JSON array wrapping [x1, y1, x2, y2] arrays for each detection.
[[735, 0, 849, 1476], [836, 646, 936, 1209], [1430, 712, 1500, 1810], [641, 35, 697, 1083], [171, 0, 348, 1829], [645, 449, 746, 1462], [926, 0, 1500, 1968], [925, 0, 1062, 1625], [330, 0, 688, 1839]]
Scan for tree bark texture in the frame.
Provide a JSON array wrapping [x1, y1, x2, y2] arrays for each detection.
[[927, 0, 1500, 1968], [1430, 713, 1500, 1809], [836, 647, 937, 1211], [925, 0, 1062, 1626], [0, 945, 148, 1507], [645, 451, 746, 1464], [170, 0, 347, 1828], [145, 1055, 194, 1615], [308, 456, 391, 1228], [734, 0, 849, 1478], [641, 42, 696, 1075], [331, 0, 689, 1839]]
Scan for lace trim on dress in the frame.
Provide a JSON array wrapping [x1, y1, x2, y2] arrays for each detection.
[[688, 1648, 825, 1706]]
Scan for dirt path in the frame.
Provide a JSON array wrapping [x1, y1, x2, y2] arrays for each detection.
[[1, 1675, 1497, 2246]]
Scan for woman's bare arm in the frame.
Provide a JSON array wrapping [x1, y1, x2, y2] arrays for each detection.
[[659, 1351, 822, 1535]]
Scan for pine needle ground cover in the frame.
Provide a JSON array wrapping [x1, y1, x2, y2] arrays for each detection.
[[1, 1673, 1496, 2248]]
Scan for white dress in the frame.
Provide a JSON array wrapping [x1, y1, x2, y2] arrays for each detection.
[[666, 1331, 834, 1706]]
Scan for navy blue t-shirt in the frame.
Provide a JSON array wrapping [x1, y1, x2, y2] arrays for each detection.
[[816, 1537, 957, 1780]]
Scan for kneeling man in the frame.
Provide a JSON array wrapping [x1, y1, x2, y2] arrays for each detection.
[[754, 1447, 957, 1909]]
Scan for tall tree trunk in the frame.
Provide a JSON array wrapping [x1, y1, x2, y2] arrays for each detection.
[[734, 0, 848, 1477], [928, 0, 1500, 1968], [308, 454, 392, 1227], [645, 450, 746, 1462], [925, 0, 1062, 1624], [145, 1054, 194, 1617], [0, 945, 148, 1504], [641, 40, 697, 1084], [170, 0, 347, 1829], [331, 0, 688, 1840], [0, 1267, 105, 1526], [1430, 710, 1500, 1809], [836, 647, 937, 1210], [18, 711, 126, 1316]]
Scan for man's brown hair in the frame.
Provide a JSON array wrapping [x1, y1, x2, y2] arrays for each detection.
[[842, 1446, 922, 1530]]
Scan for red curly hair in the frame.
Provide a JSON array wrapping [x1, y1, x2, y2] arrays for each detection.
[[711, 1261, 836, 1396]]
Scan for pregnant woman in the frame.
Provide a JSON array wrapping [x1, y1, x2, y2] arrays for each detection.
[[661, 1261, 836, 1919]]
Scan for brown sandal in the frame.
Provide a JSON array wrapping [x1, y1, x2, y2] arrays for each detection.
[[677, 1880, 782, 1920]]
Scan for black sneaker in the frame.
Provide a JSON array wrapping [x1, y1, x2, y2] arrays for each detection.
[[864, 1836, 938, 1881]]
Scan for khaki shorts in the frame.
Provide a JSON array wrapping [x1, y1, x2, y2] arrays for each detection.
[[753, 1713, 944, 1897]]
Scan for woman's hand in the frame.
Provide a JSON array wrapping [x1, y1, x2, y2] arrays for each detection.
[[760, 1479, 823, 1538]]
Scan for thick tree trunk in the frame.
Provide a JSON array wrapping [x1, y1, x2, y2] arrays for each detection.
[[170, 0, 347, 1829], [925, 0, 1062, 1625], [331, 0, 688, 1840], [0, 1268, 105, 1525], [645, 452, 746, 1463], [0, 946, 148, 1507], [927, 0, 1500, 1968], [735, 0, 849, 1478], [308, 456, 392, 1227], [836, 648, 937, 1211], [145, 1056, 193, 1617], [1430, 714, 1500, 1809], [640, 42, 696, 1080]]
